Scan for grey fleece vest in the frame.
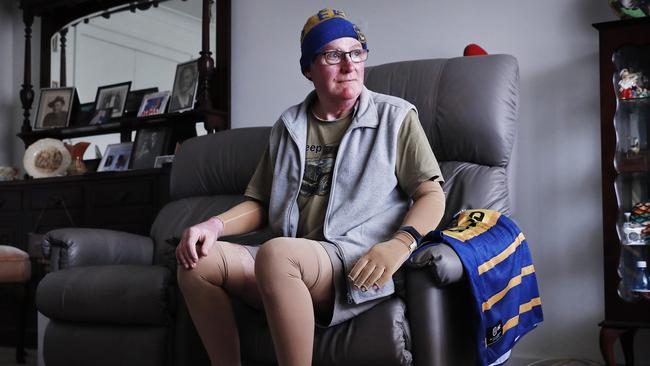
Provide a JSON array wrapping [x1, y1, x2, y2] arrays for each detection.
[[268, 86, 415, 304]]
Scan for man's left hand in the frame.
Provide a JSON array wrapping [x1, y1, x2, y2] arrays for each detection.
[[348, 239, 411, 291]]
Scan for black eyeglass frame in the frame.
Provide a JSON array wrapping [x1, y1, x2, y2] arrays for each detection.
[[318, 49, 370, 65]]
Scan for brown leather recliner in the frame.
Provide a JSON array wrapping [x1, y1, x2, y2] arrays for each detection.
[[36, 54, 519, 366]]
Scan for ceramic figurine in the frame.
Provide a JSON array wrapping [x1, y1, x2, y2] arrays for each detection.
[[64, 141, 90, 175], [0, 166, 18, 181], [618, 68, 650, 100], [609, 0, 650, 18], [630, 136, 641, 155]]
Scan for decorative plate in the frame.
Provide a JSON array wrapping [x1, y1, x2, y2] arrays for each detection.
[[23, 138, 71, 178]]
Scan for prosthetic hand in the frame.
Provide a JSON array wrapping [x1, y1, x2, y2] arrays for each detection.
[[348, 180, 446, 290], [175, 200, 265, 269], [348, 231, 415, 291]]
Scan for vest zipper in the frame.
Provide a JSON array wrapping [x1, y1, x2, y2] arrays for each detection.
[[283, 118, 305, 237], [322, 125, 355, 304]]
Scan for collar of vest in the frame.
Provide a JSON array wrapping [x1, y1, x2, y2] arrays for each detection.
[[281, 86, 379, 137]]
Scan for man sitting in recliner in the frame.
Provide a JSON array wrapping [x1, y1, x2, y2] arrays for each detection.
[[176, 8, 446, 366]]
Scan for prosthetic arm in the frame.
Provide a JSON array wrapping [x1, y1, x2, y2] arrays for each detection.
[[176, 200, 267, 269], [348, 180, 445, 290]]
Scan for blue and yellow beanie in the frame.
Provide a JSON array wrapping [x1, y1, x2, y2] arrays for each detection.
[[300, 9, 367, 72]]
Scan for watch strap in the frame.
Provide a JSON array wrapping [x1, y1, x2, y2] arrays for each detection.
[[396, 226, 423, 252]]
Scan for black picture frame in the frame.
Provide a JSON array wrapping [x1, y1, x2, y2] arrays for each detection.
[[89, 108, 112, 125], [97, 142, 133, 172], [124, 87, 159, 117], [34, 87, 77, 130], [94, 81, 132, 119], [169, 59, 199, 113], [130, 127, 172, 169], [72, 102, 96, 126], [137, 91, 171, 117]]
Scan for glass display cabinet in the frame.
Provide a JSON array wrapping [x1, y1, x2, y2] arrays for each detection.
[[594, 18, 650, 366]]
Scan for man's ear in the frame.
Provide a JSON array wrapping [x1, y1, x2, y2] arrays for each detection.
[[302, 68, 312, 81]]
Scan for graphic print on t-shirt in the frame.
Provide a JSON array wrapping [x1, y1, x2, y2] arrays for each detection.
[[300, 143, 339, 197]]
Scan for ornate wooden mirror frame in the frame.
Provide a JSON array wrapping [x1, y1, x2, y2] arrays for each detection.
[[16, 0, 231, 140]]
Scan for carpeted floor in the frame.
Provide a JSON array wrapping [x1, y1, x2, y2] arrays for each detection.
[[524, 360, 603, 366], [0, 347, 604, 366], [0, 347, 36, 366], [508, 358, 604, 366]]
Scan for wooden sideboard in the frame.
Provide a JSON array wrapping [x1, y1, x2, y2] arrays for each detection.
[[0, 167, 170, 348]]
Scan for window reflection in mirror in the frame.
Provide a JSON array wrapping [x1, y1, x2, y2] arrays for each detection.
[[49, 0, 216, 159]]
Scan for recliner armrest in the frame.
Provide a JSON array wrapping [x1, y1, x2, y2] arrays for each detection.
[[405, 269, 477, 366], [407, 244, 464, 285], [44, 228, 154, 271], [37, 264, 173, 326]]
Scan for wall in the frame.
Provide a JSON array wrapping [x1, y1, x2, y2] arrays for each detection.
[[0, 1, 19, 166], [230, 0, 648, 364], [1, 1, 41, 172]]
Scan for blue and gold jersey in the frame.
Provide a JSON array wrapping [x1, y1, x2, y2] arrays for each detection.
[[415, 209, 543, 366]]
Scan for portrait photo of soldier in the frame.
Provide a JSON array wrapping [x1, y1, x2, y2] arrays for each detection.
[[35, 88, 75, 129]]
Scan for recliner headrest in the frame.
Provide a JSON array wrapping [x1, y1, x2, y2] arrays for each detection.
[[365, 54, 519, 168]]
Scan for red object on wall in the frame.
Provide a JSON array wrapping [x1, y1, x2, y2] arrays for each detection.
[[463, 43, 488, 56]]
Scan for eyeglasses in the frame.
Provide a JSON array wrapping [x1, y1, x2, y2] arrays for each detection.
[[319, 49, 369, 65]]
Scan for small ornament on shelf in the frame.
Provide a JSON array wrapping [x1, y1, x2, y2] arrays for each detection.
[[64, 141, 90, 175], [623, 211, 646, 244], [631, 261, 650, 294], [624, 203, 650, 245], [609, 0, 650, 18], [0, 166, 19, 181], [628, 136, 641, 155], [618, 68, 650, 100]]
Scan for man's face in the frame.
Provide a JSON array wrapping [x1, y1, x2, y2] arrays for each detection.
[[304, 37, 365, 104], [52, 101, 64, 112]]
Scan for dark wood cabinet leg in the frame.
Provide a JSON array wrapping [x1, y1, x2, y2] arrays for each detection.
[[600, 326, 637, 366], [15, 283, 28, 364], [620, 328, 637, 366], [600, 327, 623, 366]]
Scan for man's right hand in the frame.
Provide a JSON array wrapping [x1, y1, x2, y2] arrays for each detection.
[[175, 216, 224, 269]]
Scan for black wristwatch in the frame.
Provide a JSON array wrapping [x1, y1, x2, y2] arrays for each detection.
[[397, 226, 423, 251]]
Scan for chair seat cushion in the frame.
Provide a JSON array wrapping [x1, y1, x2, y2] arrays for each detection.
[[236, 297, 412, 366], [0, 245, 31, 283], [36, 265, 173, 326]]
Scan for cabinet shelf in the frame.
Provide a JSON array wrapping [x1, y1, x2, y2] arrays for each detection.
[[616, 151, 650, 172], [619, 96, 650, 103], [17, 108, 227, 146]]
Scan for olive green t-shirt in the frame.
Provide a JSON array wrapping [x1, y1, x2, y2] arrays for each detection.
[[244, 109, 443, 240]]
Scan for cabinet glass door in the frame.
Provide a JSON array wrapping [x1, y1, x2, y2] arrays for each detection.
[[613, 44, 650, 302]]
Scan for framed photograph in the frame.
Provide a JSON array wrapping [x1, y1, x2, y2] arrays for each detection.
[[137, 91, 171, 117], [34, 87, 76, 130], [94, 81, 131, 119], [169, 60, 199, 113], [89, 108, 112, 125], [97, 142, 133, 172], [72, 102, 95, 126], [124, 87, 159, 116], [130, 127, 171, 169], [154, 155, 174, 168]]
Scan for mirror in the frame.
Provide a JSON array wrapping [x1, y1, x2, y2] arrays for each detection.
[[48, 0, 216, 159]]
